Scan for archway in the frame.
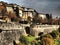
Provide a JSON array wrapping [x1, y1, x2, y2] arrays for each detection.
[[38, 32, 43, 36], [13, 40, 17, 45], [0, 29, 2, 33], [25, 27, 30, 34]]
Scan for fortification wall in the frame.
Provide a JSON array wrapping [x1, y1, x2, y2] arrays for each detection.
[[0, 30, 25, 45]]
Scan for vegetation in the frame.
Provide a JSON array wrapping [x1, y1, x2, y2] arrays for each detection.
[[19, 35, 28, 45], [19, 35, 36, 45], [50, 30, 59, 39], [54, 39, 60, 45], [26, 35, 36, 43], [41, 34, 54, 45], [19, 29, 60, 45]]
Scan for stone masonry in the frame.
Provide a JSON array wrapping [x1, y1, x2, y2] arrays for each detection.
[[0, 30, 24, 45]]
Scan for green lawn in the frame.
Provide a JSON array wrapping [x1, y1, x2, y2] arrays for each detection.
[[54, 39, 60, 45], [26, 35, 36, 43]]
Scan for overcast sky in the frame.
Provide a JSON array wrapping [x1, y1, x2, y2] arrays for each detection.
[[0, 0, 60, 17]]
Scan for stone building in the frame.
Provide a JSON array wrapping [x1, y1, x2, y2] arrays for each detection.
[[0, 2, 7, 19], [21, 7, 33, 21], [38, 13, 46, 20], [0, 2, 11, 22], [18, 6, 23, 18], [12, 4, 19, 17], [37, 13, 47, 24], [6, 4, 14, 13]]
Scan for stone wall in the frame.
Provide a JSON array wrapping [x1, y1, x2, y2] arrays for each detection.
[[30, 25, 59, 37], [0, 30, 25, 45]]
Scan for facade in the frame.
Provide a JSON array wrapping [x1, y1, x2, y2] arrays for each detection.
[[38, 13, 46, 19], [12, 4, 19, 17], [21, 7, 38, 23], [21, 7, 34, 21], [38, 13, 48, 24], [18, 6, 23, 18], [32, 13, 47, 24], [0, 1, 60, 25], [6, 4, 14, 13], [0, 2, 8, 21], [5, 4, 14, 22], [37, 13, 52, 24]]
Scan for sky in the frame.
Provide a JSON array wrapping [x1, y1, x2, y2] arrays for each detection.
[[0, 0, 60, 17]]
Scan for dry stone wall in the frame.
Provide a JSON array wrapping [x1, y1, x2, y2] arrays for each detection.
[[0, 30, 24, 45]]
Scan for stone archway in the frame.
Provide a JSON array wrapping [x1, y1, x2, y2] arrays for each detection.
[[13, 40, 17, 45], [0, 29, 2, 33], [25, 26, 30, 34], [38, 32, 43, 36]]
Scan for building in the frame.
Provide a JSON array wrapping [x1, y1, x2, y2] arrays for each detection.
[[20, 7, 38, 24], [18, 6, 23, 18], [38, 13, 46, 19], [12, 4, 19, 17], [38, 13, 48, 24], [0, 2, 9, 21], [0, 1, 59, 25], [36, 13, 52, 24], [21, 7, 33, 21], [0, 2, 6, 18], [6, 4, 14, 13], [32, 13, 47, 24]]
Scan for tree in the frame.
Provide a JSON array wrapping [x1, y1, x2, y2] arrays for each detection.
[[33, 15, 41, 24], [54, 39, 60, 45], [41, 37, 54, 45], [58, 26, 60, 32], [46, 14, 52, 24], [50, 30, 59, 39], [41, 34, 54, 45], [46, 14, 50, 19]]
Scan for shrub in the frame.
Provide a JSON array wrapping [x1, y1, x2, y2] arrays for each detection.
[[35, 40, 41, 45], [38, 32, 43, 36], [40, 34, 53, 40], [19, 35, 36, 45], [54, 39, 60, 45], [41, 34, 54, 45], [50, 30, 59, 39], [19, 35, 28, 45]]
